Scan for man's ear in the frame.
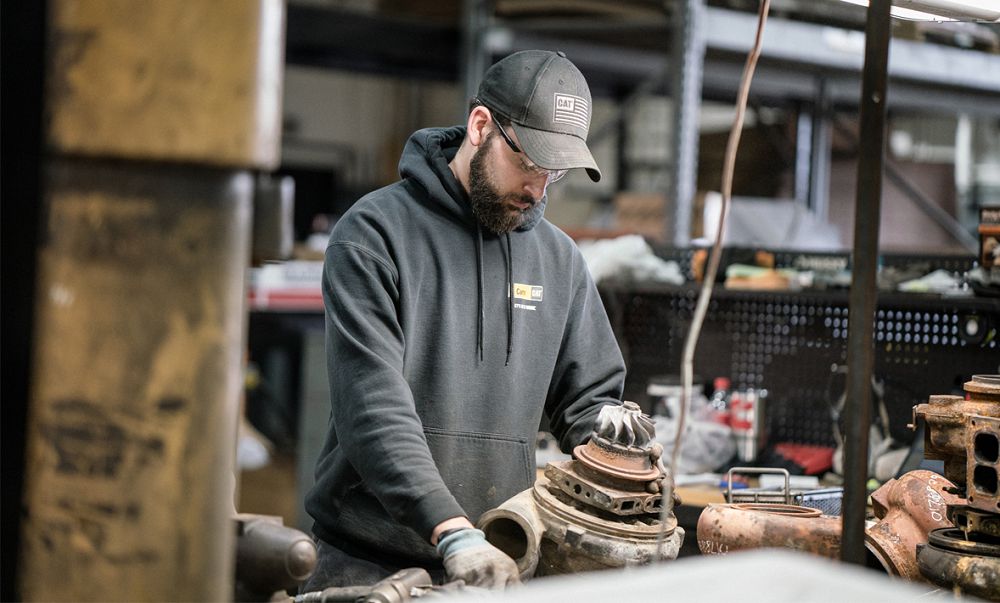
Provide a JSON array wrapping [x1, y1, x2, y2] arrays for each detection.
[[467, 105, 491, 147]]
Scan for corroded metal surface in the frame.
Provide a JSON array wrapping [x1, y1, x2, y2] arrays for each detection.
[[575, 402, 660, 481], [967, 414, 1000, 514], [966, 375, 1000, 396], [480, 402, 682, 578], [696, 503, 841, 558], [480, 478, 682, 579], [20, 161, 253, 601], [950, 506, 1000, 539], [910, 376, 1000, 594], [480, 489, 546, 579], [918, 528, 1000, 601], [865, 470, 961, 580], [534, 478, 681, 575], [545, 461, 663, 516], [912, 376, 1000, 488], [47, 0, 285, 168], [928, 527, 1000, 558]]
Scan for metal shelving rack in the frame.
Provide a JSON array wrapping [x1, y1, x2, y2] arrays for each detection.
[[284, 1, 1000, 247]]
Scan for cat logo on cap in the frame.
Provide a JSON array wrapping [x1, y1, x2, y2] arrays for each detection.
[[553, 93, 588, 129]]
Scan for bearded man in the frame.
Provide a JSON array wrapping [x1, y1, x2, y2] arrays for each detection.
[[302, 50, 626, 592]]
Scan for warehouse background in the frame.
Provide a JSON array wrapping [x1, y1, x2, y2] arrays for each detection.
[[236, 0, 1000, 533], [2, 0, 999, 600]]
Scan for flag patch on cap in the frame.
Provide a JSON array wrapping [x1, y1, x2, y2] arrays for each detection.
[[553, 93, 589, 129]]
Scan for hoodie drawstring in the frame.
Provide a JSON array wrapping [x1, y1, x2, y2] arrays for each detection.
[[473, 226, 514, 365], [505, 233, 514, 366], [475, 224, 485, 362]]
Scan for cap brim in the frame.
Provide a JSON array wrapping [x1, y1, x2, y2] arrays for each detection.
[[511, 123, 602, 183]]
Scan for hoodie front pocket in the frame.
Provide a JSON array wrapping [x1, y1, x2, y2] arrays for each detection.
[[423, 427, 533, 522]]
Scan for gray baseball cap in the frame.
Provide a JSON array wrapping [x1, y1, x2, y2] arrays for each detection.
[[476, 50, 602, 182]]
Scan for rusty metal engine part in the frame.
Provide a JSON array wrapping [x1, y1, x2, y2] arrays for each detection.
[[478, 402, 683, 579], [696, 503, 841, 558], [912, 375, 1000, 596], [967, 413, 1000, 514], [864, 470, 961, 581], [234, 514, 317, 602], [699, 468, 960, 580], [547, 403, 667, 517], [917, 528, 1000, 601], [479, 477, 683, 578], [950, 505, 1000, 539], [575, 401, 660, 481], [912, 375, 1000, 489], [294, 568, 434, 603]]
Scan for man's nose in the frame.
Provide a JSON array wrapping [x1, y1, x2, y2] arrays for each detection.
[[523, 175, 547, 202]]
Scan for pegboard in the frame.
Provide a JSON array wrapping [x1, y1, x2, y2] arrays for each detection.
[[601, 282, 1000, 448]]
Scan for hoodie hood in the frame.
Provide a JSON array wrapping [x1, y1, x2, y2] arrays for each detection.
[[399, 126, 552, 366], [399, 126, 548, 232]]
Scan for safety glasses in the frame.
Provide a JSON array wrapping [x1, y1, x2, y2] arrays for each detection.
[[486, 109, 568, 184]]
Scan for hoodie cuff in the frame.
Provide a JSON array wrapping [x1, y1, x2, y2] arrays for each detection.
[[403, 486, 467, 542]]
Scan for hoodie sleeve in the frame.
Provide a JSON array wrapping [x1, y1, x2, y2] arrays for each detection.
[[545, 252, 627, 452], [323, 222, 466, 541]]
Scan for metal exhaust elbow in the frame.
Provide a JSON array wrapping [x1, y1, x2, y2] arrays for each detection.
[[478, 488, 544, 580], [865, 470, 961, 580]]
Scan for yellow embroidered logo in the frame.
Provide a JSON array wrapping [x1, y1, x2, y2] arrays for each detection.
[[513, 283, 543, 302]]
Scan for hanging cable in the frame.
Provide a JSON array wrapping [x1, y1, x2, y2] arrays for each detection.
[[656, 0, 771, 561]]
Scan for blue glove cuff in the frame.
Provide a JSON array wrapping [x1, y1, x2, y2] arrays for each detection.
[[436, 527, 487, 558]]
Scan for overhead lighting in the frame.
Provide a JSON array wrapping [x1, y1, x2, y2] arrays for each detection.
[[837, 0, 1000, 22]]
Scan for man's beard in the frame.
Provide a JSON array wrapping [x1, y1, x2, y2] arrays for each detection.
[[468, 132, 536, 235]]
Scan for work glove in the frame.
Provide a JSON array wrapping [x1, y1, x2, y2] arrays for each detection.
[[435, 528, 520, 589]]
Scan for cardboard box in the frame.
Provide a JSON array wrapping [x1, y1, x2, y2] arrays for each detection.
[[980, 206, 1000, 269], [613, 192, 668, 242]]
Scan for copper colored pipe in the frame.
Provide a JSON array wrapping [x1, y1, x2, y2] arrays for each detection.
[[697, 503, 841, 558]]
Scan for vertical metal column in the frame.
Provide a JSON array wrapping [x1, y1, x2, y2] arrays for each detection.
[[668, 0, 706, 246], [617, 88, 631, 192], [19, 2, 286, 600], [842, 0, 891, 566], [794, 106, 813, 205], [809, 79, 832, 221], [461, 0, 493, 117]]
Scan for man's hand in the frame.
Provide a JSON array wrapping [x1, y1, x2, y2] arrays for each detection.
[[435, 528, 521, 589]]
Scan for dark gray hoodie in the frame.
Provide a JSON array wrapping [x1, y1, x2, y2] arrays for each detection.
[[305, 126, 625, 567]]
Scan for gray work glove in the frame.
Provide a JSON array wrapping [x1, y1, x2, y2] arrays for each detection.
[[435, 528, 520, 589]]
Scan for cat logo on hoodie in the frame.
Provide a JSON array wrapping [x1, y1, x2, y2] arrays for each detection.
[[512, 283, 543, 302], [511, 283, 543, 311]]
